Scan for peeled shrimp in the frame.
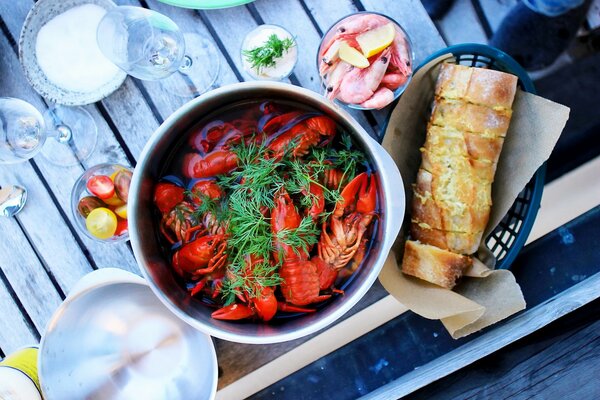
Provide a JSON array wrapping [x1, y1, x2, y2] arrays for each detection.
[[320, 14, 389, 57], [381, 73, 408, 90], [337, 48, 390, 104], [389, 28, 411, 76], [359, 87, 395, 109]]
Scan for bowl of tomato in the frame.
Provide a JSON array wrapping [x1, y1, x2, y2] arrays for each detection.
[[71, 163, 132, 243]]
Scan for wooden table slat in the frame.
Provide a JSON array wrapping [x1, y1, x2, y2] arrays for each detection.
[[0, 217, 64, 333], [4, 3, 581, 400], [0, 27, 139, 275], [0, 271, 39, 354], [0, 164, 93, 293]]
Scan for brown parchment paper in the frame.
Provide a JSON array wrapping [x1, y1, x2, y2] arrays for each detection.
[[379, 54, 570, 339]]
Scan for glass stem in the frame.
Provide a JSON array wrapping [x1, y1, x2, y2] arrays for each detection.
[[178, 55, 193, 75], [49, 124, 73, 144]]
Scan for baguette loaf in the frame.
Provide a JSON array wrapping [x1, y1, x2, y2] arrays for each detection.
[[402, 240, 472, 289], [401, 63, 518, 288]]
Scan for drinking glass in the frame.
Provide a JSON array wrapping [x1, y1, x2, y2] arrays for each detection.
[[96, 6, 220, 98], [0, 98, 97, 166]]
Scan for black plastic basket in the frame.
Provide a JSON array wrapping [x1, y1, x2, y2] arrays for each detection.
[[409, 43, 545, 270]]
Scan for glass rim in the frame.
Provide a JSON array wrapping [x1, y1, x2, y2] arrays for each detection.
[[315, 11, 415, 110], [240, 24, 299, 81], [71, 163, 132, 243]]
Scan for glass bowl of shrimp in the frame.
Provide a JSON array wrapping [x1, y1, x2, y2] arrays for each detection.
[[317, 12, 414, 110]]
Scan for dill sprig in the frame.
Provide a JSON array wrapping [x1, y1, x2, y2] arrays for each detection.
[[190, 193, 229, 223], [243, 34, 296, 73], [275, 216, 320, 257], [187, 129, 367, 304]]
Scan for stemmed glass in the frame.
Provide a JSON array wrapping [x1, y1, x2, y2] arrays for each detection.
[[96, 6, 220, 98], [0, 97, 97, 166]]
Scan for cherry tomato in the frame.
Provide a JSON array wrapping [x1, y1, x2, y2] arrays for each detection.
[[154, 182, 185, 213], [109, 167, 127, 181], [77, 196, 106, 218], [87, 175, 115, 199], [114, 204, 127, 219], [115, 218, 128, 236], [85, 207, 117, 239], [103, 193, 125, 206], [113, 170, 132, 202]]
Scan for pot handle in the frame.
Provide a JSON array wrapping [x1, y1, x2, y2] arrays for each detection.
[[370, 138, 405, 256]]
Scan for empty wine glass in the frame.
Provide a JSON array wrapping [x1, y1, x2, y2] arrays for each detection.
[[96, 6, 220, 98], [0, 97, 97, 166]]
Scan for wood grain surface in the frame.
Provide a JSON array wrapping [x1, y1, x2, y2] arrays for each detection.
[[1, 1, 597, 398]]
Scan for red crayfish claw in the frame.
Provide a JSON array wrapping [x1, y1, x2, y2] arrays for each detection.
[[336, 172, 377, 217], [211, 286, 278, 321], [183, 150, 239, 179], [172, 234, 227, 278]]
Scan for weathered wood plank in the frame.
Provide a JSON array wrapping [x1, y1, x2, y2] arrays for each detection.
[[406, 301, 600, 399], [215, 281, 389, 390], [437, 0, 488, 45], [0, 165, 92, 292], [251, 0, 322, 92], [96, 77, 161, 159], [362, 272, 600, 399], [0, 217, 64, 333], [117, 0, 242, 122], [203, 4, 288, 83], [298, 0, 382, 136], [0, 270, 39, 354], [0, 31, 138, 275], [361, 0, 446, 64]]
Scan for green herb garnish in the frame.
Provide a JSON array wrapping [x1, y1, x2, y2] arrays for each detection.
[[186, 129, 365, 304], [243, 34, 295, 73]]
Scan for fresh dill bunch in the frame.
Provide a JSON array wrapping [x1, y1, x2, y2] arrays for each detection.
[[275, 215, 320, 256], [191, 194, 229, 223], [227, 190, 273, 261], [221, 258, 283, 304], [243, 34, 296, 73], [323, 133, 366, 186]]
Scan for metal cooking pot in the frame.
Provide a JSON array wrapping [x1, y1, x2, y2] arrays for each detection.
[[129, 82, 405, 344]]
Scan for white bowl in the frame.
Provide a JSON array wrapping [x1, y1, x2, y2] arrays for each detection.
[[18, 0, 127, 106]]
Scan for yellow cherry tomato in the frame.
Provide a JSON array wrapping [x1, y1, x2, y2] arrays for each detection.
[[103, 193, 125, 206], [109, 167, 127, 182], [114, 204, 127, 219], [86, 207, 117, 239]]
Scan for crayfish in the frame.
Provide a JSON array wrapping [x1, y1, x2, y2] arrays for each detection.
[[154, 101, 379, 323]]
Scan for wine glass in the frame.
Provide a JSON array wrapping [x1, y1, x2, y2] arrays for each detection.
[[96, 6, 220, 98], [0, 97, 97, 166]]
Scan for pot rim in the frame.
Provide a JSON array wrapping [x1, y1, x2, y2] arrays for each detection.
[[129, 81, 405, 344]]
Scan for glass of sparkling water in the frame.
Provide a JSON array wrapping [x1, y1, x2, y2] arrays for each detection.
[[96, 6, 220, 98], [0, 97, 97, 166]]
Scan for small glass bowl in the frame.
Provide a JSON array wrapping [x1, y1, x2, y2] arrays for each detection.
[[71, 163, 132, 243], [241, 24, 298, 81], [316, 11, 414, 110]]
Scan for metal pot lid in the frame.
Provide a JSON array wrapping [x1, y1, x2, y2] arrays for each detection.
[[39, 281, 218, 400]]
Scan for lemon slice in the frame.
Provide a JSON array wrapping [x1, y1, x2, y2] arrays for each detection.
[[338, 42, 370, 69], [356, 23, 396, 58]]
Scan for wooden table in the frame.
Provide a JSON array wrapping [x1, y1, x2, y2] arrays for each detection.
[[1, 1, 599, 399]]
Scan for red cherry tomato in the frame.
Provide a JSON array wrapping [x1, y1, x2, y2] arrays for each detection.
[[154, 182, 185, 214], [115, 218, 128, 236], [87, 175, 115, 199]]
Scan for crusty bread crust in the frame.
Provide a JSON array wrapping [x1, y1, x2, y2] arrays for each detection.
[[435, 63, 518, 110], [401, 240, 473, 289], [401, 63, 517, 288]]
